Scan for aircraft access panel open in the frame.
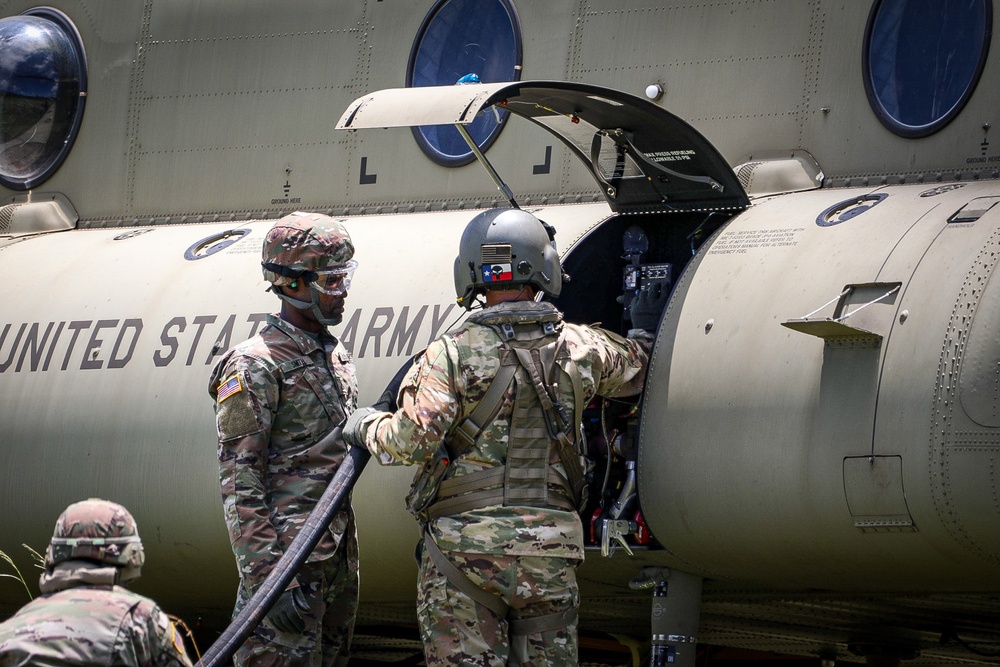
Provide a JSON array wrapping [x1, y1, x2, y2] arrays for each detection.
[[337, 80, 750, 216]]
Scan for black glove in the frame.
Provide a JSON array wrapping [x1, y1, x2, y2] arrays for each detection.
[[343, 407, 377, 450], [630, 280, 670, 331], [373, 354, 419, 413], [267, 587, 308, 634]]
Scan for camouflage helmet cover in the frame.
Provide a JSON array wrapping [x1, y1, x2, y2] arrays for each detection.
[[454, 208, 562, 309], [261, 211, 355, 286], [44, 498, 145, 582]]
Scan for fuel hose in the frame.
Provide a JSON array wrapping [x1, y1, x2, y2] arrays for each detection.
[[199, 428, 369, 667]]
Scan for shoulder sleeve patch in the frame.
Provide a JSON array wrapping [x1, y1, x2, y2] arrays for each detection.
[[216, 374, 244, 403], [169, 619, 185, 654], [215, 370, 264, 441]]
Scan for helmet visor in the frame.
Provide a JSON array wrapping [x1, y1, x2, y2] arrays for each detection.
[[308, 259, 357, 296]]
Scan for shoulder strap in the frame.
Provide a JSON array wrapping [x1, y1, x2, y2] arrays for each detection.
[[447, 358, 516, 460]]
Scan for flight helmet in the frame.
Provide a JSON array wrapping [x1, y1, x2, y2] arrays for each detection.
[[44, 498, 145, 584], [454, 208, 562, 309], [261, 211, 357, 325]]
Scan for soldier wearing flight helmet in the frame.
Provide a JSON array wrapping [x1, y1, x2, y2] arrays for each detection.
[[0, 498, 193, 666], [344, 208, 666, 666], [209, 212, 359, 666]]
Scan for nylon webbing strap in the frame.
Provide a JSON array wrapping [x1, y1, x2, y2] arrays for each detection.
[[449, 362, 517, 458], [505, 373, 549, 508], [509, 605, 578, 665], [567, 352, 586, 450], [512, 347, 559, 415], [548, 336, 583, 445], [498, 322, 552, 341], [511, 346, 586, 508], [423, 532, 508, 618], [427, 468, 575, 520], [423, 533, 577, 637], [437, 466, 504, 497], [509, 605, 579, 635]]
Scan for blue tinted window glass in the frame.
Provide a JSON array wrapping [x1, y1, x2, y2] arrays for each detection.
[[864, 0, 991, 138], [0, 10, 86, 190], [408, 0, 521, 166]]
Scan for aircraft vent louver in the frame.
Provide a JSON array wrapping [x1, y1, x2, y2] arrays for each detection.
[[732, 152, 824, 197], [736, 162, 764, 191], [0, 203, 23, 234]]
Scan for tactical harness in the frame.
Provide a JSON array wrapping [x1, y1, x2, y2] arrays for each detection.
[[414, 305, 588, 639]]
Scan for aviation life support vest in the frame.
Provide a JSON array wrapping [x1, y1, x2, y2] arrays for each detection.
[[408, 304, 588, 638]]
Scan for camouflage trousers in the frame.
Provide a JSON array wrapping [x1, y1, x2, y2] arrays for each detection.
[[233, 540, 358, 667], [416, 544, 580, 666]]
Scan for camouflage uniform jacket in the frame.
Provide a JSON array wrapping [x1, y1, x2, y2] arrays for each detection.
[[209, 314, 359, 593], [0, 561, 192, 666], [360, 301, 650, 560]]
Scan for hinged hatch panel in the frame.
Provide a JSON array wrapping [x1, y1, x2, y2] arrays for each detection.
[[337, 80, 749, 215]]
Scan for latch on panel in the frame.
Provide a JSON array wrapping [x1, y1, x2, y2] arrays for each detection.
[[782, 282, 901, 346]]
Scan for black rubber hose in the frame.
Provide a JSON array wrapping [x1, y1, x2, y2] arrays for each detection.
[[199, 429, 369, 667]]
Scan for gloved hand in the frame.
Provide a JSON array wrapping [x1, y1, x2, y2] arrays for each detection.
[[374, 354, 419, 412], [630, 280, 670, 331], [343, 407, 378, 450], [267, 587, 308, 634]]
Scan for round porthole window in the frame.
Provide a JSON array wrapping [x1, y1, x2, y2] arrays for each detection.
[[0, 9, 87, 190], [406, 0, 522, 167], [863, 0, 992, 138]]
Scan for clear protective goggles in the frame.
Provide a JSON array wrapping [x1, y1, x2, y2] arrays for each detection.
[[305, 259, 357, 296]]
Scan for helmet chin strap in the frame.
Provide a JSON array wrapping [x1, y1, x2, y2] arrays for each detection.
[[273, 285, 342, 326]]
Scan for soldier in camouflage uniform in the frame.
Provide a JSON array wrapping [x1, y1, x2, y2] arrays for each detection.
[[0, 498, 193, 666], [345, 208, 663, 666], [208, 212, 360, 666]]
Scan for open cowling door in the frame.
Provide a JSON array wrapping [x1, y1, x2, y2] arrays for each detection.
[[337, 80, 749, 215]]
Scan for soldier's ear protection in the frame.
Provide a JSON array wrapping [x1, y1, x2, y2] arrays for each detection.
[[290, 280, 298, 288]]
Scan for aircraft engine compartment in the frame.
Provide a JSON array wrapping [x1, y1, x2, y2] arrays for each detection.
[[554, 208, 736, 554]]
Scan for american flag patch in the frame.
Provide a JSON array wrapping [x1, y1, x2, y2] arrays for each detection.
[[217, 375, 243, 403]]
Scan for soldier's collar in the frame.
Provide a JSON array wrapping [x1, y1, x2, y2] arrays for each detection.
[[39, 560, 119, 594], [268, 314, 330, 354], [468, 300, 563, 327]]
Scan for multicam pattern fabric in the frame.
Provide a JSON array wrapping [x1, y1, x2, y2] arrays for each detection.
[[261, 212, 354, 286], [45, 499, 144, 579], [360, 300, 651, 558], [358, 300, 649, 665], [209, 314, 359, 591], [416, 548, 578, 667], [232, 549, 358, 666], [209, 314, 359, 666], [0, 563, 192, 667]]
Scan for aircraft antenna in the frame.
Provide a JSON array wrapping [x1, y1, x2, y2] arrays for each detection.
[[455, 123, 519, 209]]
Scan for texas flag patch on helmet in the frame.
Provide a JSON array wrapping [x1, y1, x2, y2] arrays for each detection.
[[482, 263, 512, 282]]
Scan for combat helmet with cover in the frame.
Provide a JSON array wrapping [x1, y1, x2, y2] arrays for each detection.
[[454, 208, 562, 309], [44, 498, 145, 584], [261, 211, 356, 325]]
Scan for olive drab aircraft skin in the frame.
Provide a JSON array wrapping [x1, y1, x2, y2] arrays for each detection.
[[0, 0, 998, 665]]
